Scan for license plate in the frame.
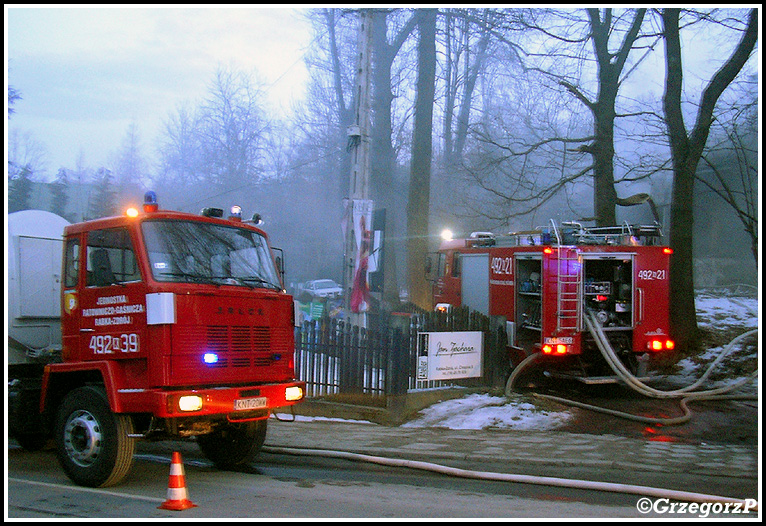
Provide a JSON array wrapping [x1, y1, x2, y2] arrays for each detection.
[[234, 396, 267, 411]]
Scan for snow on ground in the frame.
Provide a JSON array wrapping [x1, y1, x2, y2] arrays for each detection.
[[404, 291, 759, 431], [694, 290, 758, 330], [663, 290, 759, 391], [401, 392, 571, 431]]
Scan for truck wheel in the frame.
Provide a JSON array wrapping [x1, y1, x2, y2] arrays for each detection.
[[198, 419, 267, 469], [54, 386, 135, 487]]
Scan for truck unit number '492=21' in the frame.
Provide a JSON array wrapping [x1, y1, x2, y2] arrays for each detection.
[[89, 333, 140, 354], [491, 257, 513, 275], [638, 269, 667, 280]]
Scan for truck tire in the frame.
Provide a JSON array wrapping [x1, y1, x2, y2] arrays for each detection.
[[197, 419, 267, 469], [54, 386, 135, 487]]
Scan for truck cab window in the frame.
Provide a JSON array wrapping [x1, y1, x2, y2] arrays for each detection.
[[451, 252, 461, 277], [141, 219, 282, 290], [86, 228, 141, 287], [63, 238, 80, 288]]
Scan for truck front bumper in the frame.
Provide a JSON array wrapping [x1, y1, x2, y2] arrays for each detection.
[[117, 380, 306, 419]]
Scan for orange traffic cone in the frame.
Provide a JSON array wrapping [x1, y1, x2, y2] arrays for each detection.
[[158, 451, 197, 511]]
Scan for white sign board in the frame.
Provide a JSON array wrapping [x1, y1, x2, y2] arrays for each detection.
[[417, 331, 483, 381]]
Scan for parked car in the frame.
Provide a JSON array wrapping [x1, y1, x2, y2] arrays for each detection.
[[296, 279, 343, 302]]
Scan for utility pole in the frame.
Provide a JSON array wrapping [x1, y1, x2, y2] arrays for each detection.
[[343, 8, 374, 326]]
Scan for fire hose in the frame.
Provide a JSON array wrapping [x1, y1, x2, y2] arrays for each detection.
[[262, 444, 756, 510], [527, 310, 758, 426]]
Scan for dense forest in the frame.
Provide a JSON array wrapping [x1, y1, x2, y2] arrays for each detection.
[[7, 8, 758, 350]]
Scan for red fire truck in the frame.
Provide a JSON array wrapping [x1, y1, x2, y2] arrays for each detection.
[[8, 192, 305, 487], [431, 220, 675, 383]]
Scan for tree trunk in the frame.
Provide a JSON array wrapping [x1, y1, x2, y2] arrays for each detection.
[[407, 9, 437, 310], [661, 8, 758, 351], [324, 8, 354, 203], [370, 10, 418, 306], [587, 8, 645, 227]]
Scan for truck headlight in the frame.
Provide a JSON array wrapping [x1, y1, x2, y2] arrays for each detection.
[[285, 386, 304, 402], [178, 395, 203, 412]]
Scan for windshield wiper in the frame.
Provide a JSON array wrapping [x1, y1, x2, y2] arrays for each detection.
[[159, 271, 280, 290], [159, 271, 222, 286], [238, 276, 282, 290]]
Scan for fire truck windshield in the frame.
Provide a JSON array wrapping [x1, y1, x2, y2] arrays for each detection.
[[141, 219, 282, 290]]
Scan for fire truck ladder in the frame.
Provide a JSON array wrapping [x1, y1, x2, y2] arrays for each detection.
[[550, 220, 581, 332]]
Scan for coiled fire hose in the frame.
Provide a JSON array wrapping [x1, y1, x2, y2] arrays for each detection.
[[537, 310, 758, 426], [506, 303, 757, 426]]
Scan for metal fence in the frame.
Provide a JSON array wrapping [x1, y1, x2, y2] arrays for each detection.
[[294, 306, 508, 406]]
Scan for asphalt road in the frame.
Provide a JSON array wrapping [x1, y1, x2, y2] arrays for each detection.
[[6, 438, 759, 519]]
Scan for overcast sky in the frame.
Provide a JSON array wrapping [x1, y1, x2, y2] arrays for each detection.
[[6, 6, 758, 183], [6, 6, 312, 179]]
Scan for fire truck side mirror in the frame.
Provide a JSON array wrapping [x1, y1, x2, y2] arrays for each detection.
[[425, 254, 441, 282], [272, 247, 285, 280]]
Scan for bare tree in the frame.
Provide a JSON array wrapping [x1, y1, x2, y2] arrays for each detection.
[[661, 8, 757, 350], [520, 8, 653, 226], [198, 67, 270, 191], [578, 8, 647, 226], [406, 8, 437, 309], [442, 9, 493, 167], [456, 9, 664, 230], [112, 123, 147, 206], [154, 104, 206, 210], [697, 82, 758, 265]]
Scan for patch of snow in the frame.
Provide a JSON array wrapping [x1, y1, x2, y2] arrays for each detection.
[[402, 393, 571, 431], [694, 294, 758, 329]]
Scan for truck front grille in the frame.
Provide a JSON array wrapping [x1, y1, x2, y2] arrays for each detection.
[[174, 325, 292, 371]]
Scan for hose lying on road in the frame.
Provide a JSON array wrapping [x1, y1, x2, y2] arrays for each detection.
[[266, 302, 758, 510], [262, 445, 757, 510]]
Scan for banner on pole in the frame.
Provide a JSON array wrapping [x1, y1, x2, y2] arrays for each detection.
[[349, 199, 373, 313]]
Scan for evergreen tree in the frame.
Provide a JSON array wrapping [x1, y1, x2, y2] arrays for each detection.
[[8, 164, 34, 213], [51, 167, 71, 220], [89, 167, 118, 219], [8, 85, 21, 118]]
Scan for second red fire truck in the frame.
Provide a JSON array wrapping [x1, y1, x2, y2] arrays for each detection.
[[431, 220, 675, 384]]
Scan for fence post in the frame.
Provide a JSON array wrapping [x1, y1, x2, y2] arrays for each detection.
[[386, 320, 409, 418], [488, 315, 509, 388]]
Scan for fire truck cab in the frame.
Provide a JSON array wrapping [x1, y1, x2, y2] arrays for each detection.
[[431, 220, 674, 383]]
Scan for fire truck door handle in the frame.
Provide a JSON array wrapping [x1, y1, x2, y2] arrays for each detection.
[[80, 328, 95, 333], [636, 288, 644, 325]]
